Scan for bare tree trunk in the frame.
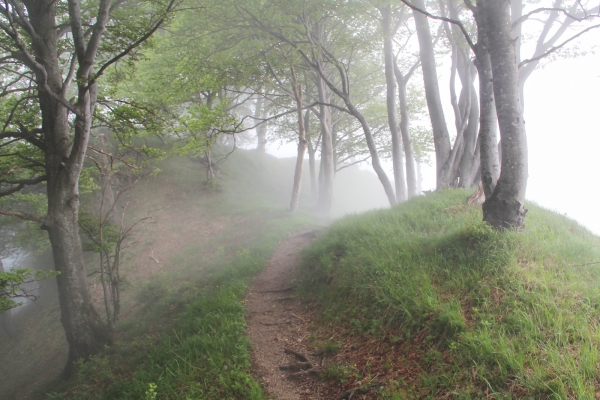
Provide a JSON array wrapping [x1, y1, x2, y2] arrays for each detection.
[[345, 101, 397, 207], [306, 118, 318, 200], [458, 82, 480, 188], [394, 63, 418, 199], [205, 150, 215, 180], [474, 37, 500, 199], [289, 67, 307, 213], [380, 4, 407, 202], [97, 133, 116, 222], [412, 0, 451, 188], [316, 74, 335, 215], [416, 162, 423, 194], [255, 94, 268, 152], [479, 0, 528, 229]]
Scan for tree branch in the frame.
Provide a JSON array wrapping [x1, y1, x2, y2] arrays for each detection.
[[400, 0, 476, 51], [519, 23, 600, 68]]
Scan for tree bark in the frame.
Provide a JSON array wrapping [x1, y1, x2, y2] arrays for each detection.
[[255, 94, 268, 152], [97, 133, 116, 222], [479, 0, 528, 229], [26, 0, 113, 376], [411, 0, 451, 188], [474, 35, 500, 199], [380, 4, 407, 202], [289, 67, 307, 213], [306, 116, 318, 200], [394, 62, 418, 199], [315, 74, 335, 215]]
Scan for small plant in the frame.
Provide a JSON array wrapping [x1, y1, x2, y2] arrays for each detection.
[[316, 339, 342, 355], [145, 382, 157, 400], [321, 363, 357, 383]]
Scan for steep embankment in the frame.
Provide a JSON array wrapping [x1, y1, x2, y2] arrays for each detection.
[[296, 190, 600, 399]]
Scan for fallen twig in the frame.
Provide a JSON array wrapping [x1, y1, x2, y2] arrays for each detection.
[[287, 368, 319, 378], [284, 347, 309, 362], [279, 362, 312, 371], [567, 261, 600, 267]]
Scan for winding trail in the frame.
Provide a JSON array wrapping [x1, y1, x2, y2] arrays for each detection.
[[245, 230, 319, 399]]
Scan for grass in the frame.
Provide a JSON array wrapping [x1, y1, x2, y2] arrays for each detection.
[[298, 189, 600, 399], [39, 148, 318, 399], [47, 231, 295, 400], [0, 148, 319, 400]]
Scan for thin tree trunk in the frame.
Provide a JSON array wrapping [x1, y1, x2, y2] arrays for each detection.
[[306, 120, 318, 200], [316, 74, 335, 215], [416, 162, 423, 194], [97, 133, 116, 222], [345, 101, 397, 206], [412, 0, 451, 188], [479, 0, 528, 229], [380, 4, 407, 202], [474, 39, 500, 199], [289, 66, 307, 213], [458, 81, 480, 188], [255, 94, 268, 152], [394, 63, 418, 199]]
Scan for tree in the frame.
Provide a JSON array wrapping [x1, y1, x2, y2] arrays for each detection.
[[477, 0, 528, 228], [378, 2, 407, 202], [0, 0, 176, 375]]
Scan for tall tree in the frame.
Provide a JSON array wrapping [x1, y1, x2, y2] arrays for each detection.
[[478, 0, 528, 228], [379, 3, 407, 202], [0, 0, 175, 375], [411, 0, 452, 188]]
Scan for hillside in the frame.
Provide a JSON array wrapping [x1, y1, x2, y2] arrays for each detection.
[[0, 148, 387, 400], [3, 151, 599, 399], [297, 190, 600, 399]]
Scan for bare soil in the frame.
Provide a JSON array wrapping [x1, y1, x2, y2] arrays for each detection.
[[245, 231, 447, 400], [245, 230, 320, 399]]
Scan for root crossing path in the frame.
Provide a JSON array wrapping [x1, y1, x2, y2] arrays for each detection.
[[245, 230, 320, 400]]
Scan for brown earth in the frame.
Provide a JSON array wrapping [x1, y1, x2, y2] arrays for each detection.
[[245, 230, 461, 400]]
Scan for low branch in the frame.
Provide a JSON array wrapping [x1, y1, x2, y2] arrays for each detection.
[[0, 209, 43, 223]]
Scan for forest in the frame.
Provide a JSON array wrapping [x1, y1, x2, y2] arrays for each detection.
[[1, 0, 600, 399]]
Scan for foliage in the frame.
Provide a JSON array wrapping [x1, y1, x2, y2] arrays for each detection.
[[0, 268, 58, 312], [0, 193, 50, 254], [299, 189, 600, 397]]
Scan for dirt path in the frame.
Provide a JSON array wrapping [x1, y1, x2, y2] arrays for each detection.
[[245, 230, 320, 400]]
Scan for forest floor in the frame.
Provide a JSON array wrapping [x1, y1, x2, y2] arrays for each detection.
[[246, 230, 421, 400]]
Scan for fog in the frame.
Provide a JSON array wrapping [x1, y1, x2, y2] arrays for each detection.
[[264, 30, 600, 235]]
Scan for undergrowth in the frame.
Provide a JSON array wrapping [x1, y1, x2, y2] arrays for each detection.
[[45, 213, 312, 400], [299, 189, 600, 399]]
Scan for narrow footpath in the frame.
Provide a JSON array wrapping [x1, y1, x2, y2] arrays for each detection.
[[245, 230, 320, 399]]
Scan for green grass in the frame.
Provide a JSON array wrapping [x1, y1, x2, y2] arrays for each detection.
[[3, 149, 317, 400], [44, 207, 314, 400], [299, 189, 600, 399]]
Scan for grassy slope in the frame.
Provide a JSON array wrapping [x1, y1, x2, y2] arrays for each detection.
[[299, 190, 600, 399], [1, 149, 322, 400]]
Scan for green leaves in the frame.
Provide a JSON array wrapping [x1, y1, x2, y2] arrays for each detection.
[[0, 268, 59, 312]]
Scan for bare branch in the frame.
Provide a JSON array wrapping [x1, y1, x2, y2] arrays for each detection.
[[519, 23, 600, 68], [400, 0, 476, 51], [0, 209, 43, 223]]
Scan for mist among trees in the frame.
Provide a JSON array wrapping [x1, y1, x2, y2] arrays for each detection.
[[0, 0, 599, 398]]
